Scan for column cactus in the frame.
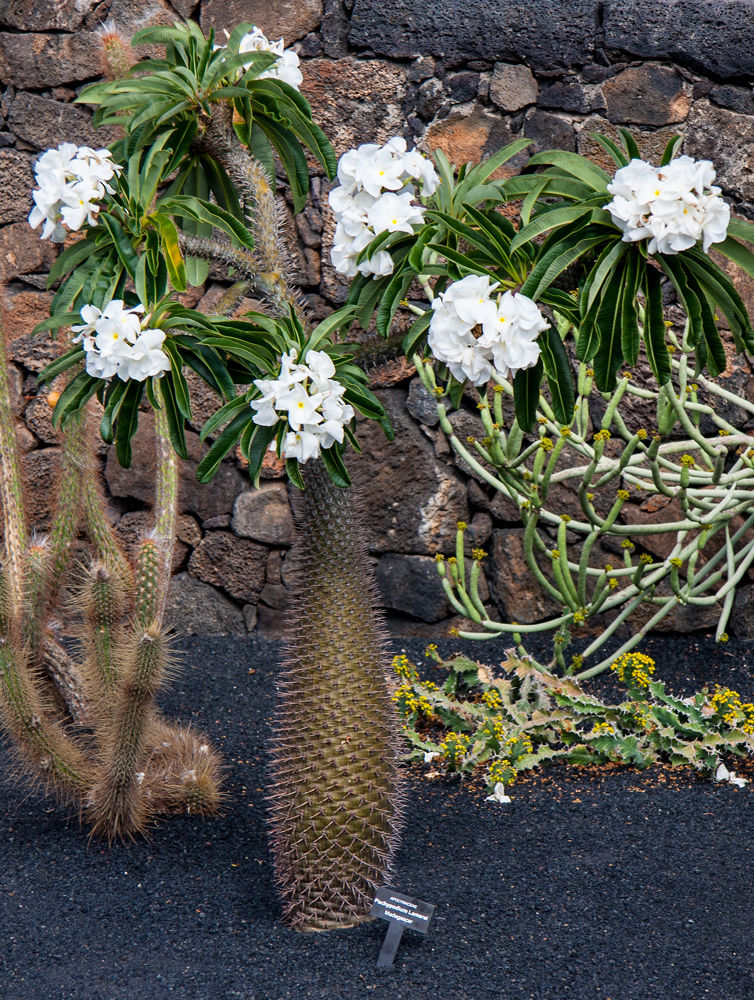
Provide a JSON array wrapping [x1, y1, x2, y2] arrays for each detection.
[[268, 460, 405, 930], [0, 317, 223, 840]]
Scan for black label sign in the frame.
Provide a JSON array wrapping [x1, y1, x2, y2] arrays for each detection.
[[370, 888, 435, 934]]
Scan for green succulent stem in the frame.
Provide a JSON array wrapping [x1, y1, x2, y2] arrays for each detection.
[[268, 457, 405, 932]]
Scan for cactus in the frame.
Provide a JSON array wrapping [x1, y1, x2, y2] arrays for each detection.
[[0, 321, 222, 840], [185, 103, 406, 929], [268, 459, 405, 931]]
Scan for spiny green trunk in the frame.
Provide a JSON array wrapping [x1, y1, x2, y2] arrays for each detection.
[[268, 458, 405, 931]]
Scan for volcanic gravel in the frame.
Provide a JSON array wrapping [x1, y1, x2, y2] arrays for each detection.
[[1, 632, 754, 1000]]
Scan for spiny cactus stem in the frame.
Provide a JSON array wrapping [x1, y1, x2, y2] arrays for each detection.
[[0, 639, 92, 798], [46, 410, 87, 607], [79, 408, 133, 592], [269, 458, 405, 932], [82, 562, 124, 712], [194, 105, 310, 328], [41, 634, 92, 725], [153, 400, 178, 625], [89, 625, 167, 840], [0, 323, 26, 612], [134, 538, 160, 629], [22, 540, 50, 659]]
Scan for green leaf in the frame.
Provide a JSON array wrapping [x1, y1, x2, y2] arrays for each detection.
[[376, 269, 415, 337], [521, 233, 608, 300], [617, 127, 641, 162], [32, 311, 86, 336], [158, 375, 189, 459], [286, 458, 305, 489], [151, 212, 186, 292], [539, 325, 575, 424], [525, 150, 611, 191], [659, 135, 682, 166], [196, 408, 255, 482], [46, 237, 100, 288], [114, 381, 144, 468], [513, 357, 544, 432], [403, 310, 432, 358], [593, 259, 627, 392], [321, 446, 351, 487], [588, 132, 628, 168], [643, 265, 672, 385], [51, 371, 99, 428], [199, 395, 250, 441], [620, 250, 641, 366], [510, 202, 605, 254], [38, 345, 86, 384], [160, 195, 255, 251]]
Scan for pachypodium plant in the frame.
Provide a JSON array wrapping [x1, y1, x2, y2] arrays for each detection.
[[356, 128, 754, 677], [393, 648, 752, 802], [20, 19, 408, 928]]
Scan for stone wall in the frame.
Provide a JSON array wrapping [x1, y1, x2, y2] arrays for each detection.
[[3, 0, 754, 638]]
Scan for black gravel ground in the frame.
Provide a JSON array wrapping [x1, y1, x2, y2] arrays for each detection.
[[2, 632, 754, 1000]]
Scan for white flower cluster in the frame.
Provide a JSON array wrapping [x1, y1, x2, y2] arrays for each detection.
[[604, 155, 730, 255], [71, 300, 171, 382], [28, 143, 120, 243], [251, 349, 355, 463], [236, 26, 303, 91], [427, 275, 548, 385], [329, 137, 439, 279]]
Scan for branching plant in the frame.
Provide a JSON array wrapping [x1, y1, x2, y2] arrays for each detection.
[[24, 19, 405, 927], [415, 326, 754, 677], [393, 648, 753, 799], [0, 361, 223, 840]]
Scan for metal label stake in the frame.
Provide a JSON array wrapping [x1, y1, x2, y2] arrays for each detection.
[[370, 887, 436, 968]]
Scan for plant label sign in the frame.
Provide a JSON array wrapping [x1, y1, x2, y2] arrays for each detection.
[[370, 888, 435, 967]]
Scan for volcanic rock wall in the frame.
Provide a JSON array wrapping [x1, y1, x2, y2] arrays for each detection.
[[2, 0, 754, 637]]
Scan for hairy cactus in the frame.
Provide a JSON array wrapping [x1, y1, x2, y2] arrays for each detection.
[[269, 458, 405, 931], [188, 104, 405, 929], [0, 321, 222, 840]]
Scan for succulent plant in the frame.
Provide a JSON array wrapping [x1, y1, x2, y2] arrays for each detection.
[[0, 336, 223, 839]]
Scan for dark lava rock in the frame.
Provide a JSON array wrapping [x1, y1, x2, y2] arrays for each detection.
[[349, 0, 600, 72]]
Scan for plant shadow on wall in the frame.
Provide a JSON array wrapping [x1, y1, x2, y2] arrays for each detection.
[[5, 16, 754, 933]]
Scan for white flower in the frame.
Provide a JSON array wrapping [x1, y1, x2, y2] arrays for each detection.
[[237, 27, 303, 91], [328, 137, 439, 279], [367, 190, 425, 234], [251, 349, 354, 463], [72, 299, 169, 383], [604, 155, 730, 255], [715, 762, 748, 787], [428, 277, 547, 385], [282, 429, 321, 463], [485, 782, 511, 804], [28, 143, 120, 242], [115, 329, 172, 382]]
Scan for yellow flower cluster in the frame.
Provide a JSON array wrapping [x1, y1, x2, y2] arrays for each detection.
[[612, 651, 656, 688], [440, 732, 470, 761], [680, 454, 696, 467], [591, 722, 616, 736], [540, 437, 554, 452], [392, 682, 433, 716], [482, 688, 503, 710], [488, 760, 511, 784], [708, 686, 754, 731], [595, 429, 611, 442], [392, 654, 417, 681], [617, 489, 631, 501]]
